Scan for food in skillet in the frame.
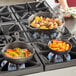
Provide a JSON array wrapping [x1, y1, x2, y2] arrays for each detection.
[[49, 40, 70, 51], [30, 16, 63, 29], [4, 48, 32, 59]]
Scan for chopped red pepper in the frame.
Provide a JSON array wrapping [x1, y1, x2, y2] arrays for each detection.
[[7, 49, 14, 52]]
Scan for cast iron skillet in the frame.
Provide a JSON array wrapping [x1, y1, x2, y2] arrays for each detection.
[[1, 32, 34, 64], [48, 39, 72, 55], [37, 39, 72, 55], [27, 11, 65, 31]]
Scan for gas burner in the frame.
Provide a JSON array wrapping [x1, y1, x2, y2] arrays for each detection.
[[48, 52, 71, 63], [26, 30, 58, 42], [32, 32, 50, 39], [1, 60, 25, 71]]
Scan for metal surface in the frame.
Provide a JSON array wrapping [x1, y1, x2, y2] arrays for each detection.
[[65, 18, 76, 39], [24, 66, 76, 76], [0, 0, 76, 76]]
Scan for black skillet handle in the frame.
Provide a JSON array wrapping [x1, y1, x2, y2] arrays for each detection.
[[14, 32, 20, 42]]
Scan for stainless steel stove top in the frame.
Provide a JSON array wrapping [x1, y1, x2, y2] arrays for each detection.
[[65, 18, 76, 39]]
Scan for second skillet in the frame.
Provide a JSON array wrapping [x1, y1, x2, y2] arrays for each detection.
[[27, 11, 65, 32]]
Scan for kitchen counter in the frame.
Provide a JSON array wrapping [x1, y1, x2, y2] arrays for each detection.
[[25, 66, 76, 76]]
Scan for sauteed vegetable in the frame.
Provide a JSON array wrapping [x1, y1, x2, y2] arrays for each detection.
[[30, 16, 63, 29], [49, 40, 70, 51], [4, 48, 32, 59]]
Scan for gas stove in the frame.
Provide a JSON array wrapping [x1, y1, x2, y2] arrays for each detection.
[[0, 0, 76, 76]]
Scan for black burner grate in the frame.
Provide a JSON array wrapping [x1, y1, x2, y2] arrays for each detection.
[[0, 23, 29, 43], [0, 6, 10, 13], [0, 6, 16, 23], [10, 1, 50, 21]]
